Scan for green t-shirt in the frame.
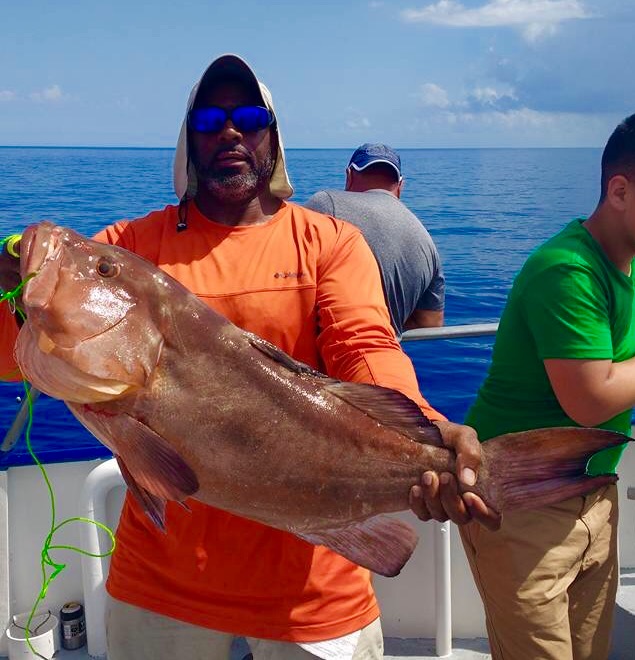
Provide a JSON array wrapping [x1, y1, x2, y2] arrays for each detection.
[[466, 219, 634, 475]]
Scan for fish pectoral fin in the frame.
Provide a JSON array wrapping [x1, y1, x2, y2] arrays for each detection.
[[247, 334, 330, 379], [298, 515, 419, 577], [115, 414, 199, 503], [325, 382, 443, 446], [116, 456, 167, 531]]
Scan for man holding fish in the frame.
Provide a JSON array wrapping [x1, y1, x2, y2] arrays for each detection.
[[0, 55, 499, 659]]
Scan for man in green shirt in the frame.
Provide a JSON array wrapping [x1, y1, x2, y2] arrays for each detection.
[[462, 115, 635, 659]]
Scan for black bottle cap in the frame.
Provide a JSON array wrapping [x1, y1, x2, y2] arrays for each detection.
[[60, 602, 84, 621]]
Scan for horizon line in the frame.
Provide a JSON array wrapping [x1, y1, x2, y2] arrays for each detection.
[[0, 144, 603, 151]]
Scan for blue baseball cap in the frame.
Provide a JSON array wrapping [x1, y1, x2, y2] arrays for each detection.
[[348, 143, 402, 179]]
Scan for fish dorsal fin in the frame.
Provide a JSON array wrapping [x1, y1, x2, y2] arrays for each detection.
[[115, 414, 200, 505], [298, 515, 419, 577], [325, 382, 443, 446], [248, 333, 442, 446], [116, 455, 167, 531], [248, 334, 330, 379]]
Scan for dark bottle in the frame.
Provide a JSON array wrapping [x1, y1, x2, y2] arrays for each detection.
[[59, 602, 87, 650]]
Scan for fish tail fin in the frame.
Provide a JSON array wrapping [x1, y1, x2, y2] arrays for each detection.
[[298, 515, 418, 577], [480, 427, 628, 511]]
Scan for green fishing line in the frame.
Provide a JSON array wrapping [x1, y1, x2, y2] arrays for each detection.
[[22, 383, 116, 659], [0, 267, 116, 659]]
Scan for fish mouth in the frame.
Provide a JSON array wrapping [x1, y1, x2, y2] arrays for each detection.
[[19, 222, 132, 349], [21, 222, 65, 309], [22, 221, 62, 273], [15, 221, 159, 398]]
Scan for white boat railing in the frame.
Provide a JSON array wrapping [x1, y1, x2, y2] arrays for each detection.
[[79, 459, 124, 659], [401, 322, 499, 342]]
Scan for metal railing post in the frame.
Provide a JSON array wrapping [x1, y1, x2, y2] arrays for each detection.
[[0, 387, 40, 452], [434, 521, 452, 657]]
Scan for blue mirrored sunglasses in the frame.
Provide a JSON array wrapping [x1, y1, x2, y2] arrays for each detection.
[[188, 105, 274, 134]]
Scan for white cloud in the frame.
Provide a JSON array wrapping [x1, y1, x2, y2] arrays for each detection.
[[346, 116, 371, 129], [30, 84, 65, 102], [418, 83, 451, 108], [469, 85, 518, 106], [412, 106, 558, 132], [523, 21, 558, 40], [477, 107, 555, 127], [417, 82, 518, 112], [401, 0, 592, 42], [0, 90, 16, 102], [472, 87, 502, 104]]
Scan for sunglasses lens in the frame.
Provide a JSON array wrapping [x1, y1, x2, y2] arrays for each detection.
[[189, 107, 227, 133], [232, 106, 273, 132], [188, 106, 273, 133]]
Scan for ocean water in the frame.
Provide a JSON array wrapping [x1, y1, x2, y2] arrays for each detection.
[[0, 146, 602, 466]]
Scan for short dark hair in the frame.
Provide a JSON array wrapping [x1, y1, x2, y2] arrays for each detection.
[[600, 113, 635, 201], [359, 162, 401, 183]]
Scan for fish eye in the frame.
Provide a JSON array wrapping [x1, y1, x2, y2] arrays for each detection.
[[96, 257, 120, 278]]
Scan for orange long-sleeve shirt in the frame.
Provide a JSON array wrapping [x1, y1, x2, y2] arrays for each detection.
[[1, 201, 444, 641]]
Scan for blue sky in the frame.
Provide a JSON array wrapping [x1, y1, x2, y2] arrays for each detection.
[[1, 0, 634, 148]]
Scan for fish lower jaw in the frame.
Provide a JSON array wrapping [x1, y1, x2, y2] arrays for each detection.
[[40, 380, 135, 404], [37, 330, 56, 354], [87, 382, 133, 397]]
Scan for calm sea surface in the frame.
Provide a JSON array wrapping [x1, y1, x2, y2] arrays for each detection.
[[0, 147, 602, 466]]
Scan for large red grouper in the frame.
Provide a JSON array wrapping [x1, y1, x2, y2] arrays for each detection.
[[12, 222, 628, 576]]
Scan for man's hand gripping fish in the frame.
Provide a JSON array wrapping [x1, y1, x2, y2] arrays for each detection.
[[13, 222, 628, 577]]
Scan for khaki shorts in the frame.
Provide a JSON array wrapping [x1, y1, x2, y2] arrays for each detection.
[[459, 485, 618, 660], [106, 596, 384, 660]]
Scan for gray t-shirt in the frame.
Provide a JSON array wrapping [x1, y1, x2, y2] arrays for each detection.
[[305, 189, 444, 336]]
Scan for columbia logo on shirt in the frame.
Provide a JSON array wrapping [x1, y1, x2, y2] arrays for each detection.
[[274, 272, 304, 279]]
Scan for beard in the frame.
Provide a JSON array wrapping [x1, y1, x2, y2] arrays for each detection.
[[195, 149, 276, 204]]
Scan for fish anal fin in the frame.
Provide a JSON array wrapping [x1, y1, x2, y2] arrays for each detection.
[[247, 334, 329, 378], [298, 515, 419, 577], [114, 413, 199, 503], [326, 382, 442, 446], [116, 455, 167, 531]]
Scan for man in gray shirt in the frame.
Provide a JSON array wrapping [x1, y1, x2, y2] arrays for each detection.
[[305, 143, 445, 336]]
